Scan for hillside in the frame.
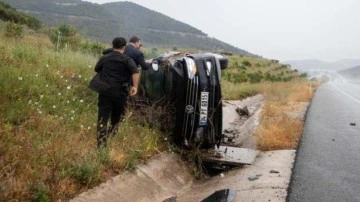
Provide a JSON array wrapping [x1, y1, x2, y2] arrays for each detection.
[[339, 65, 360, 80], [284, 59, 360, 72], [4, 0, 253, 55]]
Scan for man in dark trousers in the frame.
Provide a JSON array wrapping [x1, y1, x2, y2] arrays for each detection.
[[92, 37, 139, 148], [124, 35, 153, 70]]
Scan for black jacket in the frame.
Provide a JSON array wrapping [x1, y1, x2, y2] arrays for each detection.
[[124, 44, 151, 70], [91, 51, 139, 97]]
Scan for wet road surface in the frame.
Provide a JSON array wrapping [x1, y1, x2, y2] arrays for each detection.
[[287, 80, 360, 201]]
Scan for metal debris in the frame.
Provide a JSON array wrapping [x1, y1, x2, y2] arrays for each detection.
[[201, 189, 237, 202], [270, 170, 280, 174], [163, 196, 177, 202]]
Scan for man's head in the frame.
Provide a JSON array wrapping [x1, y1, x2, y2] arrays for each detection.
[[112, 37, 126, 50], [129, 35, 142, 49]]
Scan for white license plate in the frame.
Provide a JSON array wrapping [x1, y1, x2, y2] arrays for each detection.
[[199, 92, 209, 126]]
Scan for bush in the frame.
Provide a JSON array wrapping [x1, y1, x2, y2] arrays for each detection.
[[30, 183, 50, 202], [80, 40, 105, 56], [49, 23, 80, 51], [4, 22, 23, 39], [300, 73, 308, 77], [248, 72, 262, 83], [69, 161, 101, 186], [242, 60, 252, 67]]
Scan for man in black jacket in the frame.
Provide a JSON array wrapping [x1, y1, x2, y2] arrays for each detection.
[[92, 37, 139, 148], [124, 35, 153, 70]]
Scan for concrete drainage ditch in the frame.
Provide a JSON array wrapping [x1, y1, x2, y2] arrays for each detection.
[[71, 95, 297, 202]]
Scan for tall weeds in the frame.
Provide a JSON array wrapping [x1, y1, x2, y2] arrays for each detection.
[[255, 80, 321, 150], [0, 30, 164, 201]]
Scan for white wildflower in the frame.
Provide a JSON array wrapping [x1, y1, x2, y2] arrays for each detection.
[[52, 105, 56, 109], [79, 99, 83, 103], [67, 85, 71, 90], [18, 77, 23, 81], [58, 93, 61, 96]]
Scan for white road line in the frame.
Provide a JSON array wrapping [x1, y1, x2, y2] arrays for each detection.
[[334, 84, 360, 104]]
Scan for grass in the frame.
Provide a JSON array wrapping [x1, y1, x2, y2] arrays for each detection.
[[254, 80, 321, 150], [221, 54, 320, 151], [0, 25, 319, 201], [0, 29, 167, 201]]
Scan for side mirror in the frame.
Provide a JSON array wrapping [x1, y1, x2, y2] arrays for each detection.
[[219, 58, 228, 70], [152, 61, 159, 71]]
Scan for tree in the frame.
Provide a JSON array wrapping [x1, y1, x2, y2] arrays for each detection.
[[49, 23, 80, 51]]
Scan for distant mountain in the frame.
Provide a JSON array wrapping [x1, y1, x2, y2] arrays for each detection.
[[4, 0, 253, 55], [339, 65, 360, 80], [284, 59, 360, 72]]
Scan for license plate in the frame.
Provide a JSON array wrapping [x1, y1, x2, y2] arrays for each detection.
[[199, 92, 209, 126]]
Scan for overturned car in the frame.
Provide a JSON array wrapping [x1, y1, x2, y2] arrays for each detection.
[[139, 52, 228, 150]]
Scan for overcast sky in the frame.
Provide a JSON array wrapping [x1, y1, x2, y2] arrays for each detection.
[[83, 0, 360, 62]]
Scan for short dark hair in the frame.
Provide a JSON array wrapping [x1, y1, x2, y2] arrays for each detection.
[[112, 37, 126, 49], [129, 36, 140, 43]]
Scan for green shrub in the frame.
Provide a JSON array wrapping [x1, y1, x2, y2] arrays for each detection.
[[248, 72, 262, 83], [4, 22, 23, 38], [49, 23, 80, 51], [69, 160, 101, 186], [242, 60, 252, 67], [124, 150, 142, 172], [80, 40, 105, 56], [30, 183, 50, 202]]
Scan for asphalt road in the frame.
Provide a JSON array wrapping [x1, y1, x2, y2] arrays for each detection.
[[287, 80, 360, 202]]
